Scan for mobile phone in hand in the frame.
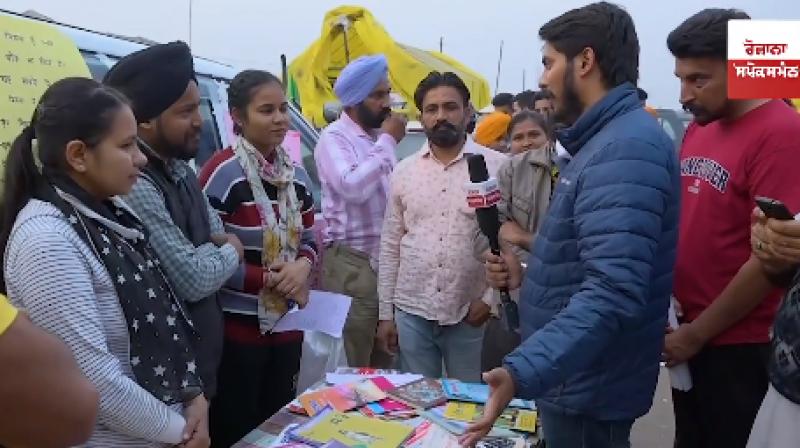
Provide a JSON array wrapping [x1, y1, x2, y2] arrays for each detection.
[[755, 196, 795, 220]]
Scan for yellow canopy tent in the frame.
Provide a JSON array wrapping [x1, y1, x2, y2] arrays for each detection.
[[287, 6, 491, 127]]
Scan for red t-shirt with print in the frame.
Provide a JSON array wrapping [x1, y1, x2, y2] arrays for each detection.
[[674, 100, 800, 346]]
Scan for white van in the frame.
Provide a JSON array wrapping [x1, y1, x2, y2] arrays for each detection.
[[1, 9, 323, 206]]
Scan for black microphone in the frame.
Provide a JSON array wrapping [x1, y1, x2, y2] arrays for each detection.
[[466, 153, 520, 332]]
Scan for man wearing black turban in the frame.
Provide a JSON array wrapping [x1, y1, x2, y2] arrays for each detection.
[[104, 41, 244, 445]]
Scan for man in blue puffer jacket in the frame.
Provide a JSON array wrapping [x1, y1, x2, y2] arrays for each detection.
[[460, 3, 680, 447]]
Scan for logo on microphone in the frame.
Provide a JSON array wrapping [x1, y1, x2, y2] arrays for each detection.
[[465, 178, 501, 208]]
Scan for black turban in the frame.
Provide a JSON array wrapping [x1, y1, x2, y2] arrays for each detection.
[[104, 41, 196, 123]]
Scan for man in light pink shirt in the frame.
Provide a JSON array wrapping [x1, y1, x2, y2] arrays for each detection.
[[377, 72, 506, 381], [314, 54, 407, 367]]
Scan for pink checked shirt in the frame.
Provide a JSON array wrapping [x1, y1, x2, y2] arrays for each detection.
[[314, 113, 398, 265], [378, 138, 507, 325]]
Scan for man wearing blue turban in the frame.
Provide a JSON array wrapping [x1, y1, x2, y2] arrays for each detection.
[[314, 54, 407, 368]]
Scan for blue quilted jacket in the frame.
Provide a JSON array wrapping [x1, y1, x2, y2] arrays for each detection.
[[503, 83, 680, 420]]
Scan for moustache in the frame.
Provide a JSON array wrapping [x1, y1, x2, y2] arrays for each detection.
[[432, 121, 457, 132], [683, 103, 705, 116]]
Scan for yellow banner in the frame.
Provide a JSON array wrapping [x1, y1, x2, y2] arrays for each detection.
[[0, 14, 90, 180]]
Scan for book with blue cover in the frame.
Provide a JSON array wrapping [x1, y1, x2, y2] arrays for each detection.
[[440, 379, 536, 409]]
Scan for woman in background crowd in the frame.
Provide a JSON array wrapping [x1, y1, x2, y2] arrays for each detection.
[[0, 77, 209, 447], [476, 110, 556, 371]]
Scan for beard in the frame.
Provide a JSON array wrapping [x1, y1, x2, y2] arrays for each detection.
[[154, 119, 199, 161], [425, 120, 465, 148], [551, 63, 584, 127], [682, 102, 721, 126], [357, 103, 391, 129]]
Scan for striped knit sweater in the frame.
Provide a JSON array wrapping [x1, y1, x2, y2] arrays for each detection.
[[198, 147, 317, 345], [4, 199, 185, 447]]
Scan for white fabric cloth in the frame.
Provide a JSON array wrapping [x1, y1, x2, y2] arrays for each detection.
[[747, 384, 800, 448]]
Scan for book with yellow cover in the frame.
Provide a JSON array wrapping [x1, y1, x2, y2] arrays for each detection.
[[443, 402, 538, 433], [292, 408, 413, 448]]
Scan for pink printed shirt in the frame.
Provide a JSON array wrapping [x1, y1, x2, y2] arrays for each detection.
[[378, 138, 507, 325], [314, 113, 397, 265]]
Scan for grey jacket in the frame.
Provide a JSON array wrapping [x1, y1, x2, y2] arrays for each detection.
[[473, 146, 554, 261]]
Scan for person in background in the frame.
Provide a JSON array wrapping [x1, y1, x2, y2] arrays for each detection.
[[465, 3, 679, 447], [532, 90, 555, 118], [637, 87, 660, 118], [0, 294, 99, 448], [199, 70, 317, 448], [474, 110, 555, 372], [513, 90, 536, 113], [0, 77, 209, 447], [466, 102, 478, 134], [749, 209, 800, 448], [313, 54, 406, 368], [664, 9, 800, 448], [104, 42, 243, 402], [492, 92, 515, 115], [475, 111, 512, 152], [376, 71, 506, 382]]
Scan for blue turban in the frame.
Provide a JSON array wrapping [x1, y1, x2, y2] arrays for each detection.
[[334, 54, 389, 106]]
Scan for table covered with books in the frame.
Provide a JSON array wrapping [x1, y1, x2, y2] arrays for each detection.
[[233, 368, 541, 448]]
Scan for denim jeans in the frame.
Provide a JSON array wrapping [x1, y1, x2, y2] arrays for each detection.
[[394, 308, 484, 382], [539, 408, 633, 448]]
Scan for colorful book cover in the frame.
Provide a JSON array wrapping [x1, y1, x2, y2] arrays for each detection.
[[319, 441, 350, 448], [423, 407, 519, 439], [494, 408, 537, 433], [441, 379, 536, 409], [291, 409, 413, 448], [352, 378, 388, 403], [299, 378, 389, 416], [475, 436, 527, 448], [363, 377, 410, 415], [441, 401, 537, 433], [403, 420, 461, 448], [443, 401, 481, 422], [386, 378, 446, 410], [299, 386, 359, 416]]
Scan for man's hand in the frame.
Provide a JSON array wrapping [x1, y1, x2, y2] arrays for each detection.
[[663, 323, 705, 367], [465, 299, 491, 327], [498, 221, 529, 249], [381, 113, 407, 143], [209, 234, 227, 247], [266, 259, 312, 300], [751, 207, 800, 273], [376, 320, 399, 354], [181, 394, 209, 448], [484, 249, 522, 290], [459, 368, 516, 447]]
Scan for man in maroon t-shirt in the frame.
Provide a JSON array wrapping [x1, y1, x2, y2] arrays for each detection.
[[665, 9, 800, 448]]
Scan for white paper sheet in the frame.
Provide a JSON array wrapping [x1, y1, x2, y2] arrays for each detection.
[[272, 291, 352, 338], [667, 297, 693, 392]]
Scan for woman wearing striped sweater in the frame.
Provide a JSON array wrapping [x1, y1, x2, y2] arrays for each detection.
[[198, 70, 317, 447], [0, 78, 209, 447]]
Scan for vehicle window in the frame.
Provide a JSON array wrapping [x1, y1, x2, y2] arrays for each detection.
[[81, 52, 110, 81], [396, 133, 427, 160], [658, 117, 678, 144], [290, 110, 322, 210], [195, 99, 222, 170]]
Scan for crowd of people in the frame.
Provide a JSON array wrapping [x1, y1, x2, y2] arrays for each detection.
[[1, 2, 800, 448]]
